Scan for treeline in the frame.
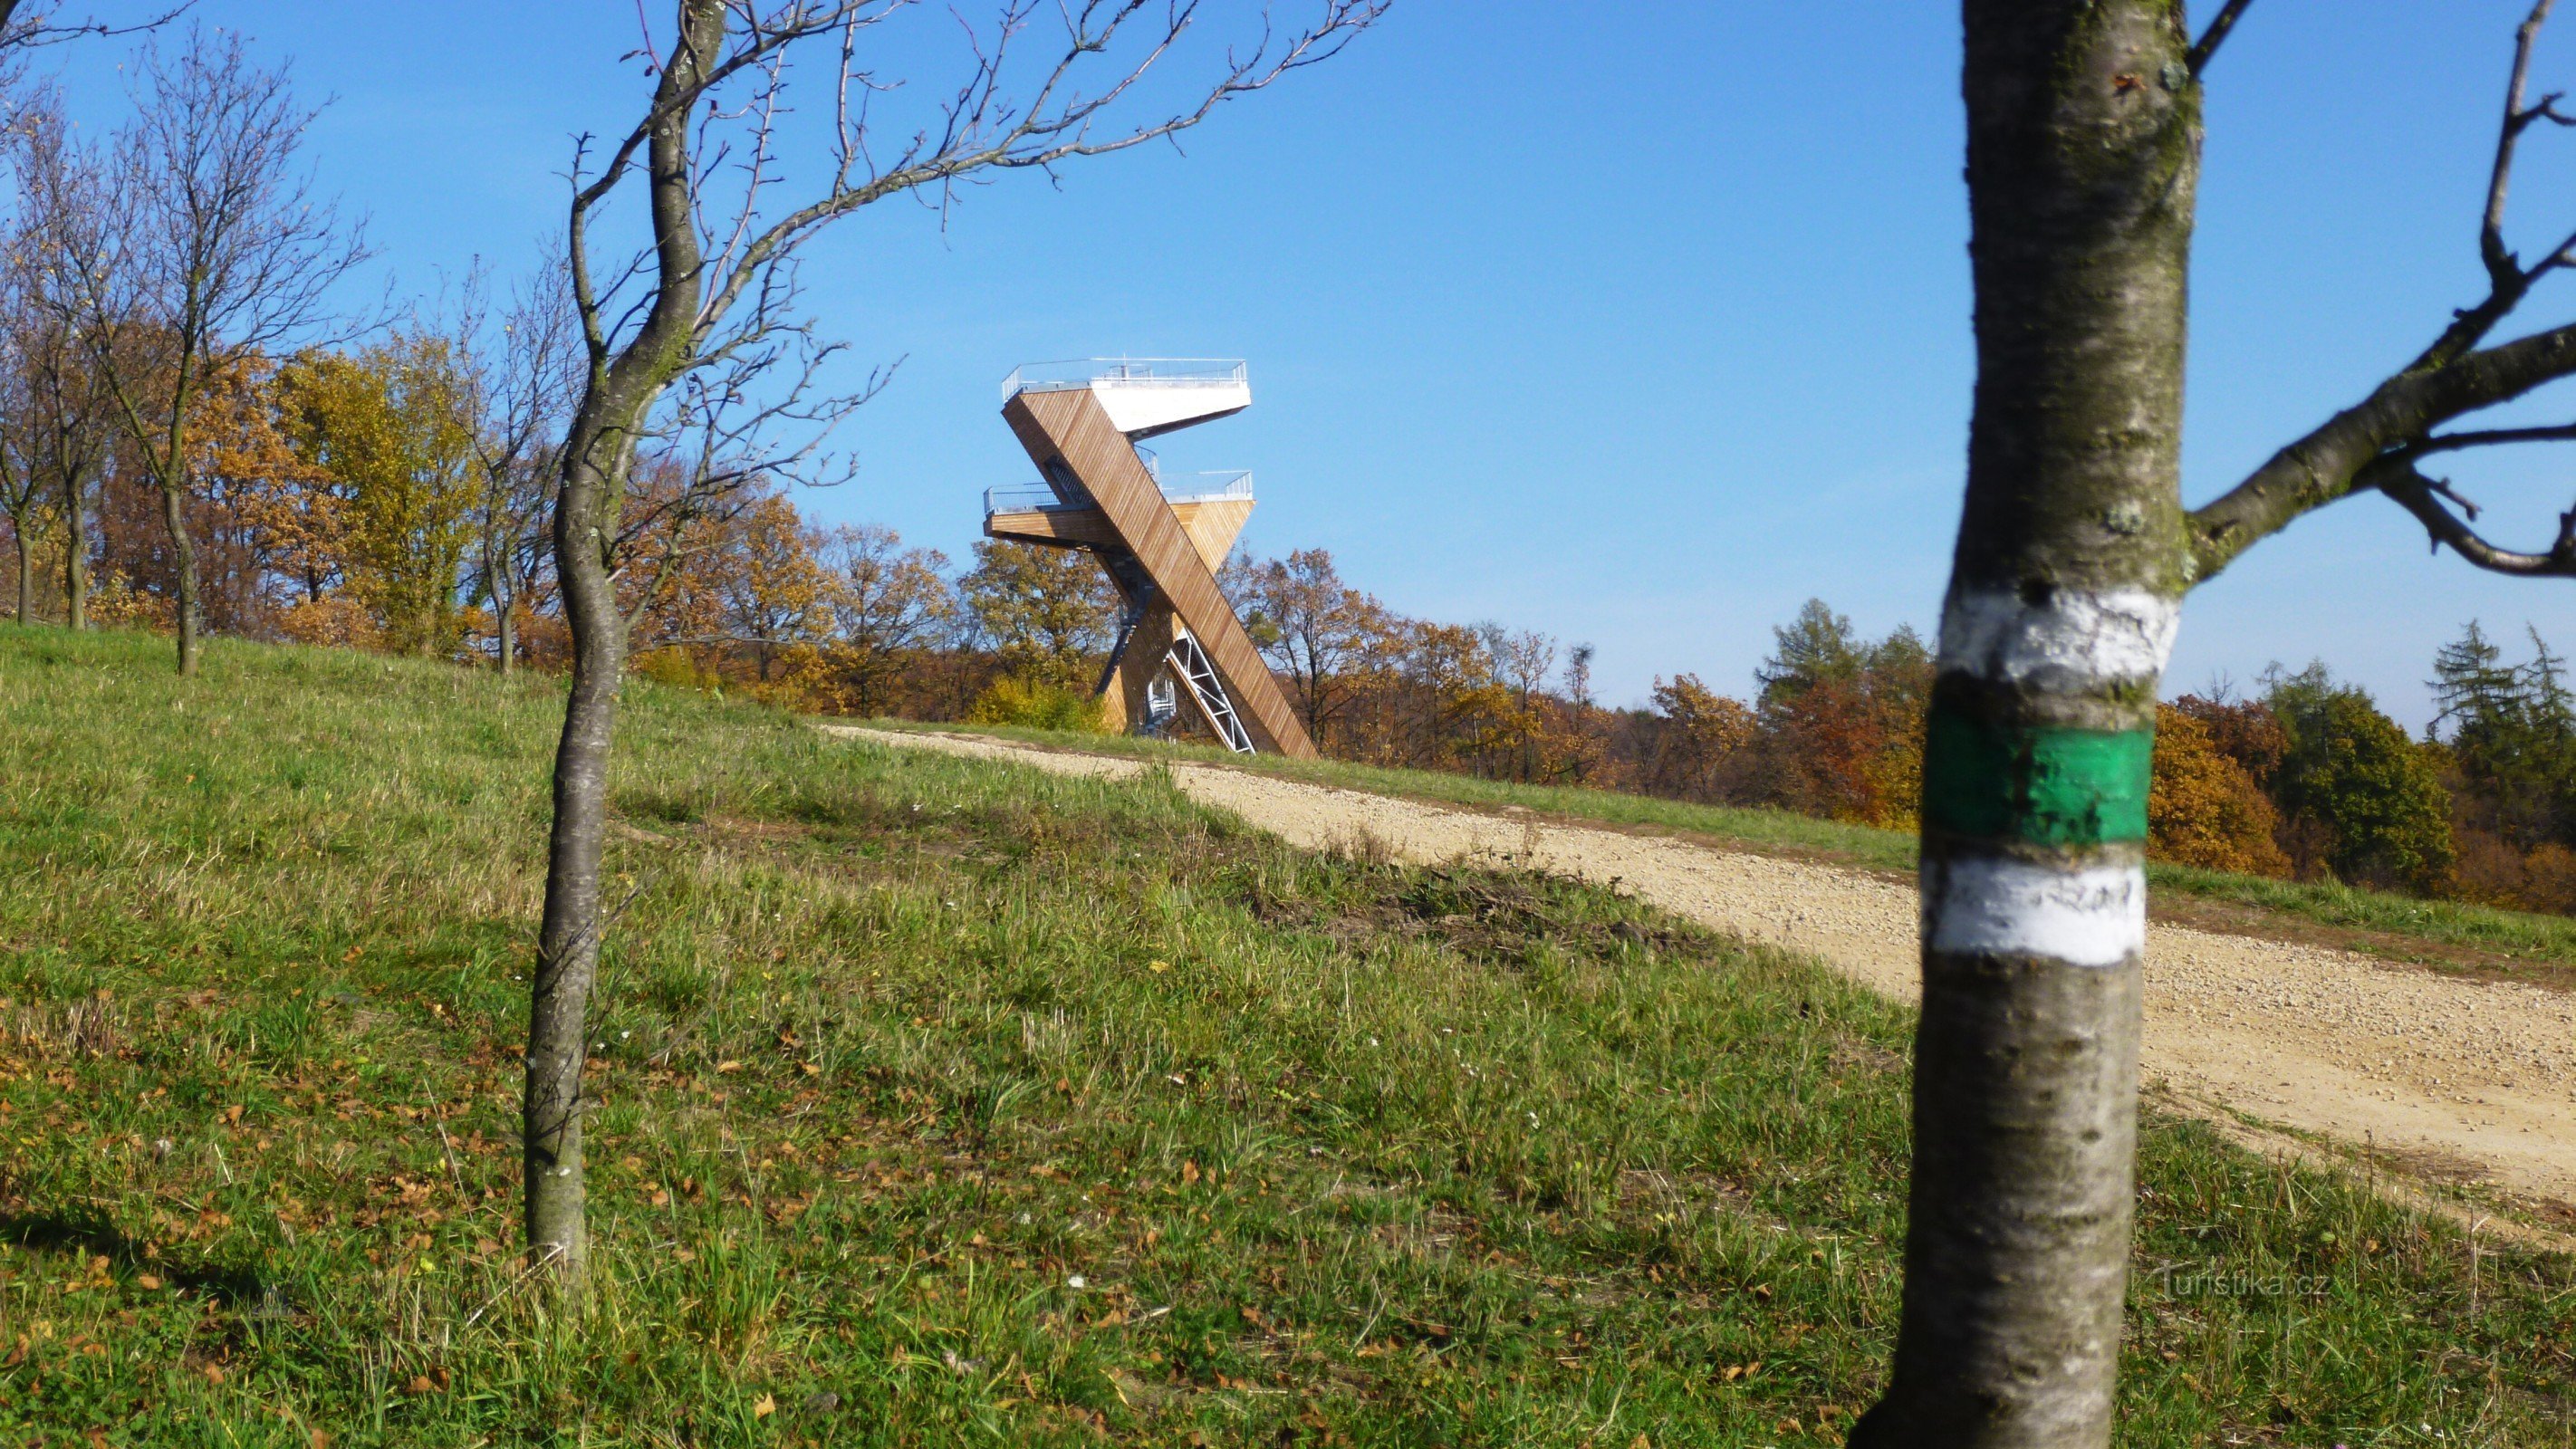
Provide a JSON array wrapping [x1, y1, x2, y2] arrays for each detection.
[[16, 349, 2571, 920]]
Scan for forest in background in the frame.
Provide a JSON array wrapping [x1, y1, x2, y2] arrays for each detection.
[[6, 346, 2571, 918]]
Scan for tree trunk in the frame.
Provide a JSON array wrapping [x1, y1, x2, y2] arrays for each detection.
[[1849, 6, 2198, 1447], [522, 0, 722, 1284], [524, 451, 626, 1279], [161, 477, 201, 675], [63, 466, 86, 630], [13, 529, 30, 625], [497, 592, 516, 677]]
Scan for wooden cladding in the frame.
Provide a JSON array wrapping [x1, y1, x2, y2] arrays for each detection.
[[1002, 388, 1316, 758]]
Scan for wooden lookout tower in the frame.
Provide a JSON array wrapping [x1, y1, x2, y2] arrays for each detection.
[[984, 360, 1316, 757]]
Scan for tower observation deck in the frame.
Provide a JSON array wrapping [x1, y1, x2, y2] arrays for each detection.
[[983, 360, 1314, 757]]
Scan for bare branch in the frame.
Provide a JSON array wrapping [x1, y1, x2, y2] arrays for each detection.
[[2182, 1, 2576, 581], [0, 0, 195, 52], [2484, 1, 2562, 288], [2187, 0, 2255, 79], [2372, 457, 2576, 576]]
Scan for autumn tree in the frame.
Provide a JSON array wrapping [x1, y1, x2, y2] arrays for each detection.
[[2146, 704, 2289, 876], [521, 0, 1384, 1281], [703, 489, 829, 682], [1858, 4, 2576, 1441], [1752, 601, 1931, 827], [280, 335, 480, 655], [46, 27, 365, 674], [959, 537, 1116, 691], [812, 523, 952, 717], [1643, 673, 1755, 801], [1234, 546, 1394, 745]]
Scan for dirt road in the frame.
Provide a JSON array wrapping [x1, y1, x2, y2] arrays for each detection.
[[828, 725, 2576, 1219]]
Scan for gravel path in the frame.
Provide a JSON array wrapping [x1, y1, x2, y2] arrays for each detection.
[[829, 725, 2576, 1213]]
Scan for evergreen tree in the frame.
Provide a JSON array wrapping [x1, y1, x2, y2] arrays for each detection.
[[1754, 598, 1864, 705], [2429, 621, 2576, 848], [2267, 663, 2456, 892]]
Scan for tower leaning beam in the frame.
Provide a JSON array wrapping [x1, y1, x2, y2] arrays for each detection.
[[1001, 386, 1317, 759]]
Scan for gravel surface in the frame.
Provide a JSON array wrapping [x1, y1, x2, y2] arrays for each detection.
[[831, 725, 2576, 1211]]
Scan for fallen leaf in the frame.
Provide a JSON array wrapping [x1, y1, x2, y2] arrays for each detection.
[[136, 1273, 162, 1291], [752, 1393, 776, 1419], [716, 1060, 744, 1074], [408, 1375, 433, 1395], [223, 1105, 244, 1124]]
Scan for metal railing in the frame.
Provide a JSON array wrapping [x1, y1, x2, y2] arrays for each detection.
[[1002, 358, 1248, 399], [1159, 470, 1253, 504], [984, 484, 1069, 515], [984, 471, 1251, 518]]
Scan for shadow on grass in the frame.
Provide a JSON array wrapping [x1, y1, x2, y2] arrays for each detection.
[[2, 1206, 270, 1306]]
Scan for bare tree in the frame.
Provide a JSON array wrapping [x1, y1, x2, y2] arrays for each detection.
[[1852, 4, 2576, 1444], [8, 93, 119, 629], [817, 522, 951, 715], [0, 300, 43, 619], [522, 0, 1387, 1279], [50, 28, 366, 675], [467, 257, 581, 675], [1236, 547, 1395, 742]]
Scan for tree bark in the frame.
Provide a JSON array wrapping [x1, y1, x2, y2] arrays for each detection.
[[1850, 5, 2198, 1447], [497, 595, 516, 676], [524, 0, 723, 1283], [160, 477, 200, 674], [63, 465, 86, 630], [12, 528, 30, 624], [524, 450, 625, 1278]]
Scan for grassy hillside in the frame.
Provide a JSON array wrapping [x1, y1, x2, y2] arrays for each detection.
[[0, 624, 2568, 1446], [872, 717, 2576, 980]]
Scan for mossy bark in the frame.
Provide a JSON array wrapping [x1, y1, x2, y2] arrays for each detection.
[[1850, 5, 2200, 1445]]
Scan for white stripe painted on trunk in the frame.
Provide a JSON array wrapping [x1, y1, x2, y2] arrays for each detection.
[[1925, 854, 2145, 968], [1938, 588, 2179, 692]]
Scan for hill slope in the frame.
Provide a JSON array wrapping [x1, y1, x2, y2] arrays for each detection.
[[843, 726, 2576, 1216], [0, 625, 2569, 1446]]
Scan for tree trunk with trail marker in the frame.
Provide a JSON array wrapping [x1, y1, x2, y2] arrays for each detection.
[[1850, 5, 2198, 1445]]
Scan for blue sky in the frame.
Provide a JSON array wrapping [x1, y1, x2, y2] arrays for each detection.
[[45, 1, 2576, 725]]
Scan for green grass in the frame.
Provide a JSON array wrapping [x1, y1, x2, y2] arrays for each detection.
[[0, 622, 2567, 1446], [870, 717, 2576, 974]]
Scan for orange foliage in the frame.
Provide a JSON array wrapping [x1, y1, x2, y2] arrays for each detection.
[[2148, 705, 2292, 877]]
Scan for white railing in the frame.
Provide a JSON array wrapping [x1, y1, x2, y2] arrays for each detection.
[[1002, 358, 1248, 399], [1160, 470, 1253, 504], [984, 470, 1252, 518]]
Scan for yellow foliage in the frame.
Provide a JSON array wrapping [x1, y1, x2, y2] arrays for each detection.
[[277, 335, 479, 657], [2150, 705, 2292, 877]]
